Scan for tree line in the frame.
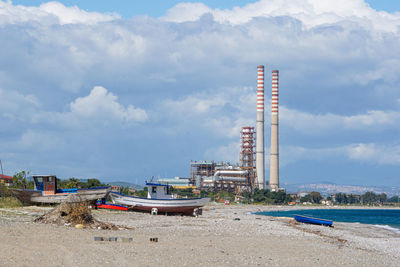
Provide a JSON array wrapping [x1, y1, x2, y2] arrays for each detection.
[[329, 192, 396, 205], [8, 171, 399, 206]]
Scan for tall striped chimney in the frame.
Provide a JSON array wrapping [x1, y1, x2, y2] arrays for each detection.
[[269, 70, 279, 191], [256, 65, 265, 189]]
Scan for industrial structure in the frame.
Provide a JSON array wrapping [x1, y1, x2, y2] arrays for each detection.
[[240, 126, 256, 189], [269, 70, 280, 191], [256, 65, 265, 189], [188, 126, 257, 193], [190, 161, 249, 193], [161, 65, 282, 194]]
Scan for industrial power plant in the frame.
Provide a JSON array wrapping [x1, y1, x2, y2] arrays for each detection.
[[161, 65, 282, 194]]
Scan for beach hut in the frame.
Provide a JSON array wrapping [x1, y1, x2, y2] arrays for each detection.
[[0, 174, 13, 186]]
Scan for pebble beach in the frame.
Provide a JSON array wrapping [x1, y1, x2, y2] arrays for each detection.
[[1, 204, 399, 266]]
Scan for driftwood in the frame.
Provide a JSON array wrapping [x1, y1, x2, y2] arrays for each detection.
[[34, 201, 121, 230]]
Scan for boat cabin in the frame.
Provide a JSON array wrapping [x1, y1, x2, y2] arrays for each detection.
[[33, 175, 57, 195], [146, 183, 173, 199]]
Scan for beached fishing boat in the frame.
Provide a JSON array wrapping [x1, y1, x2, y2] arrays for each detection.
[[294, 214, 333, 227], [110, 182, 210, 215], [11, 175, 111, 205]]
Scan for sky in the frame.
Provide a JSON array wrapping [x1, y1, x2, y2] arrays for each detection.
[[0, 0, 400, 187], [9, 0, 400, 17]]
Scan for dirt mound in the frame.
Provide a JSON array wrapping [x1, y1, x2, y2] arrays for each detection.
[[34, 202, 119, 230]]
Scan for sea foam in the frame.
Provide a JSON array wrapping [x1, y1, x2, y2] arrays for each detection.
[[373, 224, 400, 235]]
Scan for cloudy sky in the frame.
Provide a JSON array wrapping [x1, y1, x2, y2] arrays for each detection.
[[0, 0, 399, 186]]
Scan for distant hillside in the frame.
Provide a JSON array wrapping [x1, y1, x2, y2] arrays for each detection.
[[106, 181, 143, 190], [283, 183, 400, 197]]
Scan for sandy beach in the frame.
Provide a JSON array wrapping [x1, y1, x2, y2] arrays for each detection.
[[1, 204, 399, 266]]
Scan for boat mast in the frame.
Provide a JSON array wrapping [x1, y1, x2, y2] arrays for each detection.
[[0, 160, 4, 200]]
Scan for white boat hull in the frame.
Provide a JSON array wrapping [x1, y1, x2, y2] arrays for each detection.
[[110, 192, 210, 215]]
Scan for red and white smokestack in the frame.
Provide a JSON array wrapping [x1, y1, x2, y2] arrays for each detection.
[[256, 65, 265, 189], [269, 70, 279, 191]]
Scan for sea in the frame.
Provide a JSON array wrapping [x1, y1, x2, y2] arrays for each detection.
[[256, 209, 400, 234]]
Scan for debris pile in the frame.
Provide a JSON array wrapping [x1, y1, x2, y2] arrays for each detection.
[[34, 202, 119, 230]]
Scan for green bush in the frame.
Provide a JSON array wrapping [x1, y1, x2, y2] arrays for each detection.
[[0, 197, 23, 208]]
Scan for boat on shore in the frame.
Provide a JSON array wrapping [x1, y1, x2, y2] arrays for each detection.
[[110, 182, 210, 215], [11, 175, 111, 205], [294, 214, 333, 227]]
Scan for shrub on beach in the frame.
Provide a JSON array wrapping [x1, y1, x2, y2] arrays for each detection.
[[0, 196, 23, 208], [0, 184, 23, 208]]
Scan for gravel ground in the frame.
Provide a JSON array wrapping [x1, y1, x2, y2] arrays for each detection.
[[0, 204, 399, 266]]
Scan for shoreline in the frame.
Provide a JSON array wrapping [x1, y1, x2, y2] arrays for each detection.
[[253, 204, 400, 235], [1, 203, 399, 266]]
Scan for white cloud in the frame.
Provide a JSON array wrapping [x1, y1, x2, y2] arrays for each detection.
[[347, 143, 400, 165], [0, 86, 147, 128], [39, 2, 119, 25], [70, 86, 147, 123], [202, 141, 400, 167], [160, 86, 256, 138], [204, 141, 240, 163], [0, 1, 400, 181], [18, 129, 65, 150], [162, 0, 400, 32], [280, 145, 345, 166], [343, 110, 400, 127], [282, 143, 400, 166], [161, 3, 212, 23], [281, 107, 400, 134], [161, 86, 400, 138], [0, 88, 40, 109], [162, 94, 227, 115], [0, 1, 118, 25], [0, 88, 41, 121]]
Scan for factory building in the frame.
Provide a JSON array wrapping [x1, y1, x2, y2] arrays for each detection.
[[166, 65, 282, 194], [190, 161, 250, 193]]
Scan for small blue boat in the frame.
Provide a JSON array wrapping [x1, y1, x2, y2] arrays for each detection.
[[294, 214, 333, 227]]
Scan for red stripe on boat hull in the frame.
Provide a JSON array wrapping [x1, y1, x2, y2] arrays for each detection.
[[97, 204, 128, 211]]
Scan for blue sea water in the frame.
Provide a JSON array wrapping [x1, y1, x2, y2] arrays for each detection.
[[256, 209, 400, 234]]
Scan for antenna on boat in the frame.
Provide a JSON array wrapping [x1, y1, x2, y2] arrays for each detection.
[[0, 160, 4, 200]]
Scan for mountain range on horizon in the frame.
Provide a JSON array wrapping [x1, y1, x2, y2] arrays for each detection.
[[283, 182, 400, 197]]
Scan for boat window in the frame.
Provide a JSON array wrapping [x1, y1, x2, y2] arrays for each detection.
[[36, 177, 43, 183], [48, 177, 53, 182], [152, 187, 156, 193]]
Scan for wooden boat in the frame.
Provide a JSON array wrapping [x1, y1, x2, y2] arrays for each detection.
[[10, 175, 111, 205], [110, 182, 210, 215], [294, 214, 333, 227]]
